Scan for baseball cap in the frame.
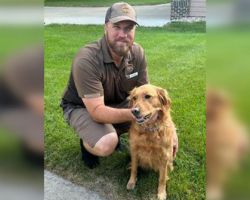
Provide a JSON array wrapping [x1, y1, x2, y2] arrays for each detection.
[[105, 2, 139, 26]]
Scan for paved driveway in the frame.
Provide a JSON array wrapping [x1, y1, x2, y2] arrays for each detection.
[[44, 4, 171, 27]]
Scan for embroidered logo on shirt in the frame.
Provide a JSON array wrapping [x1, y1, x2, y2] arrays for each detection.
[[126, 72, 138, 79], [126, 64, 134, 73]]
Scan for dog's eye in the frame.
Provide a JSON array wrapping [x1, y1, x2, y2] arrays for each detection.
[[133, 96, 137, 101], [145, 95, 151, 100]]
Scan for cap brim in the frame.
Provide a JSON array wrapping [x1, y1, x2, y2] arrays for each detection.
[[109, 16, 139, 26]]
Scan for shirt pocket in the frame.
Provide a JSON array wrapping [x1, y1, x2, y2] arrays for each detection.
[[124, 75, 138, 92]]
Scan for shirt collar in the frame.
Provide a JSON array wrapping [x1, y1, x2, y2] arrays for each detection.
[[101, 35, 113, 63]]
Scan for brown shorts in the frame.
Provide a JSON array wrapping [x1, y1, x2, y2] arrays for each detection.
[[63, 98, 131, 148]]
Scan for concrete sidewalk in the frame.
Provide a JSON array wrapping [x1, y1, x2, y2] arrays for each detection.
[[44, 4, 171, 27], [45, 170, 110, 200]]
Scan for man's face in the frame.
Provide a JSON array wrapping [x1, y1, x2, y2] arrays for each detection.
[[105, 20, 136, 56]]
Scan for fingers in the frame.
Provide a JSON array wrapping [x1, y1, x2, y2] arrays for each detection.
[[173, 146, 177, 158], [173, 144, 178, 158], [173, 134, 179, 158]]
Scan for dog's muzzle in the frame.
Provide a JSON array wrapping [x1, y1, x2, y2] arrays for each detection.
[[131, 107, 140, 117], [131, 107, 152, 124]]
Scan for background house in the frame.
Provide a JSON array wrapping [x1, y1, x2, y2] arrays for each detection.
[[171, 0, 206, 20]]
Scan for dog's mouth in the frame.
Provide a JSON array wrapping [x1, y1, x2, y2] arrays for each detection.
[[135, 113, 152, 124]]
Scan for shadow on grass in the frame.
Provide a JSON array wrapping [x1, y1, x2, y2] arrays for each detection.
[[137, 21, 206, 34], [164, 21, 206, 33]]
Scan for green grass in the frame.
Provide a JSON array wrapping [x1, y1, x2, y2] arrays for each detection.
[[44, 22, 206, 200], [44, 0, 169, 7], [207, 29, 250, 122]]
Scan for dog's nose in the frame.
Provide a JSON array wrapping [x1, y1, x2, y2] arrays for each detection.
[[131, 107, 140, 116]]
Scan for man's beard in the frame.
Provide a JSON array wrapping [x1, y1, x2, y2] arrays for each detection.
[[106, 32, 132, 56]]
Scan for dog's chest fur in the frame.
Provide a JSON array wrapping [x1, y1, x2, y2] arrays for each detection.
[[129, 124, 173, 171]]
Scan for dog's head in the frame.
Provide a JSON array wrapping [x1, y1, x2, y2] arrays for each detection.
[[206, 88, 231, 122], [129, 84, 171, 124]]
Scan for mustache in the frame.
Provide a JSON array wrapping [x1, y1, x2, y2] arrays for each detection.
[[115, 38, 130, 43]]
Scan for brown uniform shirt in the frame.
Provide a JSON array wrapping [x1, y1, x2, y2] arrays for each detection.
[[62, 35, 149, 108]]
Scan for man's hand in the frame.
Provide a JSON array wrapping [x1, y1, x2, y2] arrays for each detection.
[[173, 130, 178, 158]]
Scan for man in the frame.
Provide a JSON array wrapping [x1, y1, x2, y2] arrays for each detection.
[[61, 2, 178, 169]]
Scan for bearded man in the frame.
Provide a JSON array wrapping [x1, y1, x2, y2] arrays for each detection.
[[60, 2, 177, 169]]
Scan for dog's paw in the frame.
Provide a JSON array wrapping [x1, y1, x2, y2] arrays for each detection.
[[126, 181, 136, 190], [157, 192, 167, 200]]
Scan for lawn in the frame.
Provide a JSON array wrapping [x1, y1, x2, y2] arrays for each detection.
[[44, 0, 170, 7], [44, 22, 206, 200]]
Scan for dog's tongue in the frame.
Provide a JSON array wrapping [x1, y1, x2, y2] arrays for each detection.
[[136, 117, 144, 124]]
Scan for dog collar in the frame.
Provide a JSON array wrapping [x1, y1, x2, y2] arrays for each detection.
[[141, 123, 158, 132]]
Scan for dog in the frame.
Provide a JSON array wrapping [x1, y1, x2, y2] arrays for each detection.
[[206, 87, 249, 199], [126, 84, 176, 200]]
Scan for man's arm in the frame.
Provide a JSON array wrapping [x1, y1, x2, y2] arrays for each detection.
[[82, 97, 134, 124]]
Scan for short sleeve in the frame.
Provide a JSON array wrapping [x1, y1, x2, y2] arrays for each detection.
[[72, 58, 103, 99]]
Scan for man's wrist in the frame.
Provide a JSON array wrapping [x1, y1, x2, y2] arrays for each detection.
[[126, 108, 134, 121]]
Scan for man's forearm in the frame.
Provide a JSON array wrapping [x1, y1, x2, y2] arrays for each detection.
[[91, 105, 133, 124]]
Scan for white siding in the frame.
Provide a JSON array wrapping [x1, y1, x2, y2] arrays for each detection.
[[190, 0, 206, 17]]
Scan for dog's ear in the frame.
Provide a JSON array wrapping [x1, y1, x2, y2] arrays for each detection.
[[129, 87, 137, 108], [157, 88, 171, 109]]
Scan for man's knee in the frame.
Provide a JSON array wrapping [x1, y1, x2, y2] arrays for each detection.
[[95, 132, 118, 156]]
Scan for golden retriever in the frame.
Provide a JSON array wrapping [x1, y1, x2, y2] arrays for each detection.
[[206, 87, 249, 199], [126, 84, 176, 200]]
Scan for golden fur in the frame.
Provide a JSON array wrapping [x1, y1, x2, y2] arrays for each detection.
[[126, 84, 176, 200], [206, 88, 249, 199]]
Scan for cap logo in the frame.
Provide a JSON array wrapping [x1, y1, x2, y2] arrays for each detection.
[[122, 6, 129, 13]]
